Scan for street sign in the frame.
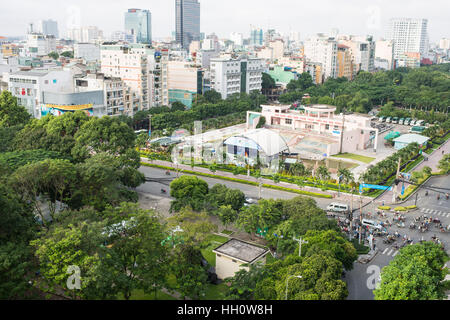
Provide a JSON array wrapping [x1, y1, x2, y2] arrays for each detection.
[[359, 184, 393, 193]]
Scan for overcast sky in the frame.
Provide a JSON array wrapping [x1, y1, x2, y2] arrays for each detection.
[[1, 0, 448, 42]]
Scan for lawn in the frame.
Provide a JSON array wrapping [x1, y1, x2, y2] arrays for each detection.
[[201, 234, 229, 267], [202, 283, 229, 300], [332, 153, 376, 164]]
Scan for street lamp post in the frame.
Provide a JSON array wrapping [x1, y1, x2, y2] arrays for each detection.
[[285, 275, 302, 300]]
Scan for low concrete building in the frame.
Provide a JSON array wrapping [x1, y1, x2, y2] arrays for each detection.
[[213, 239, 269, 280], [393, 134, 430, 150]]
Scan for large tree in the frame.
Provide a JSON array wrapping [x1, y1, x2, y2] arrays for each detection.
[[0, 91, 30, 128], [169, 176, 209, 212], [374, 242, 449, 300]]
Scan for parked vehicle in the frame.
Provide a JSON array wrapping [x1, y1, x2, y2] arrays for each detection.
[[386, 117, 392, 123], [379, 116, 385, 122], [404, 118, 411, 125], [399, 118, 405, 125], [392, 117, 399, 124]]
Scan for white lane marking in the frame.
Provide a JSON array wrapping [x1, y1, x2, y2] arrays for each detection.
[[387, 249, 394, 256], [382, 248, 389, 255], [392, 251, 399, 257], [421, 208, 426, 212]]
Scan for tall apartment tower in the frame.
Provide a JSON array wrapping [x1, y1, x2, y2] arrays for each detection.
[[39, 20, 59, 38], [387, 18, 428, 60], [175, 0, 201, 50], [125, 9, 152, 44]]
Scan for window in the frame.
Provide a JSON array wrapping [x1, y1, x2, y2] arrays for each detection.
[[232, 259, 237, 263], [325, 124, 330, 130], [285, 119, 292, 125]]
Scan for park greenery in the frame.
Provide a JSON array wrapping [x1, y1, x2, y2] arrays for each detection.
[[374, 242, 449, 300], [278, 64, 450, 116]]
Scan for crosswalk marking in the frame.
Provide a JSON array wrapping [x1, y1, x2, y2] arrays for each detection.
[[382, 248, 389, 255], [392, 251, 399, 257], [387, 249, 394, 256]]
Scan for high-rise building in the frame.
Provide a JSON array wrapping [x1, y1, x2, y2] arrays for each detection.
[[176, 0, 201, 50], [39, 20, 59, 38], [250, 27, 264, 46], [304, 34, 338, 80], [124, 9, 152, 44], [100, 44, 152, 115], [387, 18, 428, 60]]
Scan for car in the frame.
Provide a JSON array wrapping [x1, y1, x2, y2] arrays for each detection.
[[245, 197, 259, 205], [326, 203, 349, 214], [379, 116, 385, 122], [405, 118, 411, 125], [399, 118, 405, 125], [386, 117, 392, 123], [410, 119, 417, 126], [392, 117, 399, 124]]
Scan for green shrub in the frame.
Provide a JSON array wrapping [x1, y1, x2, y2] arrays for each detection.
[[378, 206, 391, 210]]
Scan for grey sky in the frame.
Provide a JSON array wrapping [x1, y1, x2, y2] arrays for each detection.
[[1, 0, 448, 42]]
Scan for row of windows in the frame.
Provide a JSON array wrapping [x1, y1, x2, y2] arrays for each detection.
[[10, 78, 37, 84]]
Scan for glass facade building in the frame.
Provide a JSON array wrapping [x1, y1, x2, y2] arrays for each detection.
[[175, 0, 201, 49], [124, 9, 152, 44]]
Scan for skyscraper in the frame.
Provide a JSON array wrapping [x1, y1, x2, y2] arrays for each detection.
[[39, 20, 59, 38], [250, 27, 263, 46], [125, 9, 152, 44], [175, 0, 201, 50], [387, 18, 428, 60]]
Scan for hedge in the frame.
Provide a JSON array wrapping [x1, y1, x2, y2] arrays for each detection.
[[378, 206, 391, 211], [140, 162, 333, 199]]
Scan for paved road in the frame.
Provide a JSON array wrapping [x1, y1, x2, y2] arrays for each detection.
[[346, 174, 450, 300]]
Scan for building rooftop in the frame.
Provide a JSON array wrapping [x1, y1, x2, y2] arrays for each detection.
[[393, 133, 430, 145], [11, 70, 49, 77], [213, 239, 269, 263], [224, 128, 290, 156]]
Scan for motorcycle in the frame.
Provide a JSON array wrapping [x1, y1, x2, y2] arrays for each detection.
[[409, 223, 416, 229], [165, 171, 171, 176], [161, 189, 167, 194]]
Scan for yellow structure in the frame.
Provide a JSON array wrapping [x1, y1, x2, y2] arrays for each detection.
[[213, 239, 269, 280], [337, 45, 354, 80]]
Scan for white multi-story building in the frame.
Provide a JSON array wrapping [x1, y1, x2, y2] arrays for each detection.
[[74, 43, 100, 63], [230, 32, 244, 47], [303, 34, 338, 81], [75, 72, 125, 116], [387, 18, 428, 60], [5, 70, 74, 117], [375, 39, 395, 70], [100, 44, 151, 114], [210, 56, 263, 99], [67, 26, 103, 43], [25, 33, 56, 57]]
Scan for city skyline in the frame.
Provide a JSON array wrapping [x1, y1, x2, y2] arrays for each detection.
[[1, 0, 449, 42]]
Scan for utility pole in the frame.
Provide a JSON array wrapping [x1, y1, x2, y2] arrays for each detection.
[[359, 193, 363, 245], [148, 114, 152, 139], [392, 157, 402, 204], [293, 237, 308, 257]]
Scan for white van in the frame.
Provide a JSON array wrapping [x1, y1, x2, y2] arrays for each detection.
[[326, 203, 349, 214], [362, 219, 383, 230]]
